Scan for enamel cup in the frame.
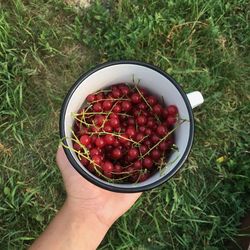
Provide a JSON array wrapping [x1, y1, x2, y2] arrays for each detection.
[[60, 61, 204, 193]]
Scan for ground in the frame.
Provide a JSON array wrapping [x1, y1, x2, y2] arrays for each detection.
[[0, 0, 249, 249]]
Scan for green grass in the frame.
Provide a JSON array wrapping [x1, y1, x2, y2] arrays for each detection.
[[0, 0, 249, 249]]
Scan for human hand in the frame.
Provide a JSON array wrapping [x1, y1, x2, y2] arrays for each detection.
[[56, 147, 142, 228]]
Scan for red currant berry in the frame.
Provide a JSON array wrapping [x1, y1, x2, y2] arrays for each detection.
[[159, 141, 167, 151], [153, 104, 163, 115], [133, 109, 141, 117], [104, 134, 115, 145], [110, 113, 119, 119], [102, 100, 113, 111], [86, 94, 96, 103], [113, 139, 120, 147], [147, 119, 155, 128], [131, 93, 141, 103], [139, 126, 146, 133], [133, 160, 142, 170], [94, 115, 105, 127], [139, 172, 150, 182], [104, 171, 113, 178], [96, 92, 104, 100], [126, 126, 136, 138], [122, 121, 128, 127], [151, 134, 160, 144], [151, 149, 161, 160], [167, 116, 177, 126], [114, 164, 122, 173], [91, 126, 101, 133], [128, 118, 135, 126], [136, 115, 147, 125], [112, 88, 122, 98], [167, 105, 178, 116], [73, 142, 81, 151], [90, 148, 100, 157], [144, 139, 152, 147], [80, 157, 90, 166], [147, 95, 157, 106], [110, 117, 120, 128], [145, 128, 152, 136], [156, 125, 167, 137], [95, 137, 105, 148], [119, 134, 129, 144], [163, 108, 168, 117], [119, 84, 130, 95], [113, 103, 122, 113], [121, 101, 132, 112], [102, 161, 114, 172], [80, 135, 91, 146], [103, 124, 113, 133], [138, 102, 147, 110], [93, 103, 102, 112], [138, 87, 147, 96], [135, 133, 144, 142], [128, 148, 139, 160], [78, 126, 88, 136], [112, 148, 122, 159], [143, 157, 153, 169], [139, 145, 148, 154], [92, 155, 102, 166]]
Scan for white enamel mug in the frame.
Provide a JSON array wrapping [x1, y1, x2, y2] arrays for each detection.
[[60, 61, 204, 192]]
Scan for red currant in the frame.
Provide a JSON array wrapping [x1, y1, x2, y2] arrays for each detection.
[[92, 155, 102, 166], [80, 135, 91, 146], [133, 160, 142, 170], [102, 161, 114, 172], [156, 125, 167, 137], [86, 94, 96, 103], [151, 149, 161, 160], [147, 95, 157, 106], [121, 101, 132, 112], [104, 134, 115, 145], [95, 137, 105, 148], [126, 126, 136, 139], [153, 104, 163, 115], [93, 103, 102, 112], [73, 142, 81, 151], [143, 157, 153, 169], [113, 103, 122, 113], [131, 93, 141, 103], [110, 117, 120, 128], [167, 116, 177, 126], [102, 100, 113, 111], [112, 148, 122, 159], [128, 148, 139, 160], [136, 115, 147, 125], [167, 105, 178, 116]]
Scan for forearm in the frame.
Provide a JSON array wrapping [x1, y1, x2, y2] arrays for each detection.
[[29, 199, 110, 250]]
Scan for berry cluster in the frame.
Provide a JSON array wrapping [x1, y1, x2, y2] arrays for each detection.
[[71, 83, 179, 183]]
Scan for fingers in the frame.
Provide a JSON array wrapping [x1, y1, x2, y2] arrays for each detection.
[[56, 146, 71, 172]]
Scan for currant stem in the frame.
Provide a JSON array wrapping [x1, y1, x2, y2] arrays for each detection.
[[140, 120, 185, 159]]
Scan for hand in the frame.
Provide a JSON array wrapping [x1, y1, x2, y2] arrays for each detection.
[[56, 147, 142, 228]]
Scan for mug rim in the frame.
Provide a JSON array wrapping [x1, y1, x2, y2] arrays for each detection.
[[59, 60, 194, 193]]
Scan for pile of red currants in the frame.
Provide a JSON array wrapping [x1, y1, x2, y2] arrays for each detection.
[[72, 83, 179, 183]]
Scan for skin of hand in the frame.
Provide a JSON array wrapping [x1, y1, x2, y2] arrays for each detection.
[[29, 147, 141, 250], [56, 146, 142, 227]]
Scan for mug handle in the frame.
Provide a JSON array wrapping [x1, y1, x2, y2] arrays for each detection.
[[187, 91, 204, 109]]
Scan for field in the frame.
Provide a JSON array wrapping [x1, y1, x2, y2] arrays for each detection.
[[0, 0, 249, 249]]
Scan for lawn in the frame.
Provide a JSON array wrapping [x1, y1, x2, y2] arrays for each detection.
[[0, 0, 249, 249]]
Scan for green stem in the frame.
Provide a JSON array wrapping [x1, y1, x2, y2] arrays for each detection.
[[140, 120, 185, 159]]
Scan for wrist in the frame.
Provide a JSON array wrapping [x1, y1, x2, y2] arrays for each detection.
[[64, 198, 113, 230]]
